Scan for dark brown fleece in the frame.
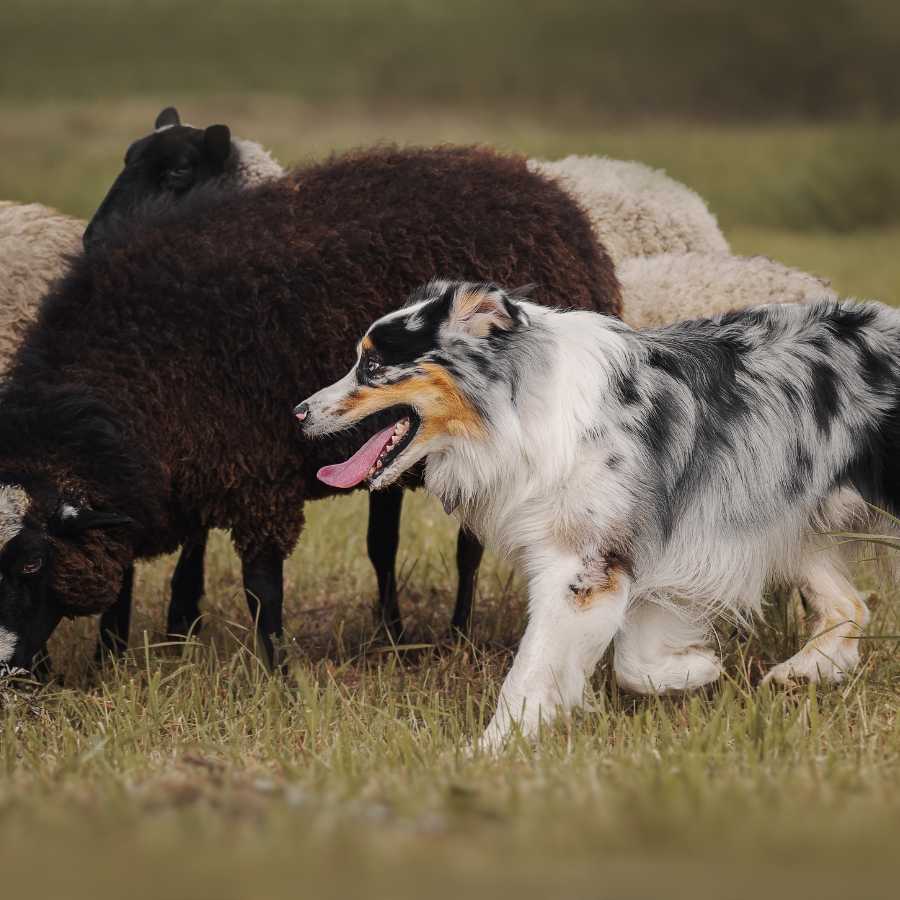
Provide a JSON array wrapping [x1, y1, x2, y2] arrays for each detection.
[[49, 529, 130, 615], [0, 145, 620, 613]]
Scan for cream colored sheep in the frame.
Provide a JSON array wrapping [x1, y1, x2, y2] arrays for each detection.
[[619, 251, 837, 330], [0, 201, 84, 365], [529, 155, 729, 264]]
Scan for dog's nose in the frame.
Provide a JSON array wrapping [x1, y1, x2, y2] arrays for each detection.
[[293, 402, 310, 422]]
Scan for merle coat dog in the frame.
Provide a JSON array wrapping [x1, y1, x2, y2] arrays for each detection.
[[298, 282, 893, 747]]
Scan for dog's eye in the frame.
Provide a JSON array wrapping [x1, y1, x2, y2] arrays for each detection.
[[366, 356, 382, 375]]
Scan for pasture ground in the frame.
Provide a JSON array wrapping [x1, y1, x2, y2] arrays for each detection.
[[1, 99, 898, 898]]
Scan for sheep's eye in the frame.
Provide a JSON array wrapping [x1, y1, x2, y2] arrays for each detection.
[[21, 558, 43, 576], [162, 166, 192, 187], [366, 356, 382, 375]]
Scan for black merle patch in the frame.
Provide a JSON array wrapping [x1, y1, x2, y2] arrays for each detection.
[[367, 285, 455, 366], [809, 358, 841, 436], [783, 441, 814, 500], [614, 374, 641, 407]]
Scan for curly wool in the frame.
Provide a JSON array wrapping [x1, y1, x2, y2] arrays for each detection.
[[529, 156, 729, 265], [619, 252, 837, 329], [225, 137, 284, 186], [0, 202, 83, 368]]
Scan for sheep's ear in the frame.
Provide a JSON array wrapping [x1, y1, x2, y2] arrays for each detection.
[[155, 106, 181, 129], [447, 284, 529, 337], [49, 504, 135, 537], [204, 125, 232, 167]]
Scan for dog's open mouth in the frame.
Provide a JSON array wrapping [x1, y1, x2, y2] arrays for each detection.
[[317, 408, 420, 489]]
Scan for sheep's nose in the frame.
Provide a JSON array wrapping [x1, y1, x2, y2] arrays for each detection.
[[293, 402, 310, 422]]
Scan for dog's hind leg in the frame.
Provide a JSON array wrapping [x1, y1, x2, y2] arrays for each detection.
[[613, 602, 722, 695], [763, 553, 870, 686], [481, 549, 630, 750], [367, 486, 404, 641]]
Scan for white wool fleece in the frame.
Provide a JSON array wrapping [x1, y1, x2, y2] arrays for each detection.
[[619, 252, 837, 329], [529, 155, 729, 265]]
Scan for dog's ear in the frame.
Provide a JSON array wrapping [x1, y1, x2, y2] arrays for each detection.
[[447, 284, 529, 337]]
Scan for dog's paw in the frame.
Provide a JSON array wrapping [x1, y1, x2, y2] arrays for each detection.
[[762, 639, 860, 686], [616, 647, 723, 695]]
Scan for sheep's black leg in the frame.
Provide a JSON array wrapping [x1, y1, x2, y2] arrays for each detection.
[[166, 531, 208, 640], [95, 564, 135, 662], [450, 529, 484, 637], [367, 486, 404, 641], [242, 542, 284, 670]]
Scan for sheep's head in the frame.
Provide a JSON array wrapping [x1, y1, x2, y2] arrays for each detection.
[[0, 480, 134, 675], [83, 105, 233, 249]]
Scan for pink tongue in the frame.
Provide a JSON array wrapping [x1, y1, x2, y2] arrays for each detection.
[[317, 423, 398, 489]]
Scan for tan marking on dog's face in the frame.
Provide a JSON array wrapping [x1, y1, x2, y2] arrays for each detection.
[[359, 335, 375, 353], [334, 363, 486, 445]]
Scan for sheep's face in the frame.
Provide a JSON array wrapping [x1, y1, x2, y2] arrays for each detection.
[[83, 105, 233, 249], [0, 482, 134, 675]]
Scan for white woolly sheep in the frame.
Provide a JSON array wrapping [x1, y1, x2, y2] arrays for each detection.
[[0, 201, 84, 366], [530, 155, 729, 264], [619, 251, 837, 330]]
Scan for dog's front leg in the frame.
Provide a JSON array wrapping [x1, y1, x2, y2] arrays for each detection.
[[481, 549, 630, 751]]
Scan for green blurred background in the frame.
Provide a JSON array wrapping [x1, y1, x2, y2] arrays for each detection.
[[4, 0, 900, 117], [2, 0, 900, 299]]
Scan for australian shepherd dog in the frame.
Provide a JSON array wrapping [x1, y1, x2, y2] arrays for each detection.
[[295, 280, 896, 748]]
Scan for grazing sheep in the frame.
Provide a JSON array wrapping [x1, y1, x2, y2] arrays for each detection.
[[529, 156, 729, 264], [0, 109, 287, 656], [0, 144, 620, 675], [619, 252, 837, 329]]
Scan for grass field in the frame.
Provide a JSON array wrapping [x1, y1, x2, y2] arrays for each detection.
[[2, 96, 900, 898]]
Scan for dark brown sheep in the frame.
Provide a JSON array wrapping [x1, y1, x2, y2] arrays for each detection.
[[0, 144, 620, 673]]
